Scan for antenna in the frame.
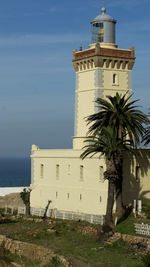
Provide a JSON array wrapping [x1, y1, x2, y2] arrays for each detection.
[[101, 0, 106, 13]]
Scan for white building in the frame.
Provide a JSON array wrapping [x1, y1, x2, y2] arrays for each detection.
[[30, 6, 150, 222]]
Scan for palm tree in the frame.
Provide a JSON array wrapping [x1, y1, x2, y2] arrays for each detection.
[[87, 93, 147, 143], [86, 93, 148, 213], [81, 127, 132, 227], [143, 109, 150, 145]]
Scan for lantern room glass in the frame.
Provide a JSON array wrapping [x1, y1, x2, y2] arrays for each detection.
[[91, 23, 104, 43]]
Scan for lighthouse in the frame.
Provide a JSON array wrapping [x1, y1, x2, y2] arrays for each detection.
[[72, 6, 135, 150], [30, 4, 150, 222]]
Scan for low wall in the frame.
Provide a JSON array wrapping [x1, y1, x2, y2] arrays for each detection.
[[18, 207, 104, 225], [113, 232, 150, 250], [0, 234, 70, 266]]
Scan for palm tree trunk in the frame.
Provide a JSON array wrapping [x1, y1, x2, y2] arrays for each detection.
[[105, 179, 115, 227], [116, 177, 124, 213], [105, 180, 115, 228], [115, 155, 125, 214], [104, 157, 119, 227]]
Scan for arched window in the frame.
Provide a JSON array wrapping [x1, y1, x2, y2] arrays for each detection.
[[113, 73, 116, 84], [99, 166, 104, 182], [56, 164, 59, 180], [40, 164, 44, 178], [80, 165, 84, 181]]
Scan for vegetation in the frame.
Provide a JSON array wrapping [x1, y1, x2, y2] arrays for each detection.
[[81, 93, 148, 227], [115, 214, 136, 235], [142, 204, 150, 219], [143, 109, 150, 146], [0, 214, 147, 266], [20, 188, 31, 216], [81, 126, 132, 227], [0, 246, 39, 266], [141, 252, 150, 267]]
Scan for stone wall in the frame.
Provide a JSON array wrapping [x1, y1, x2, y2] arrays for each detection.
[[113, 232, 150, 251], [0, 234, 70, 266]]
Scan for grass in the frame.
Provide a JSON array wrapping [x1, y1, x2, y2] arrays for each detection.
[[115, 213, 136, 235], [0, 214, 147, 266], [141, 252, 150, 267], [114, 212, 150, 237], [0, 246, 39, 266]]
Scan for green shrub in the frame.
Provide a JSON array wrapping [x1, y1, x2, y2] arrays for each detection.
[[51, 256, 60, 267], [141, 253, 150, 266]]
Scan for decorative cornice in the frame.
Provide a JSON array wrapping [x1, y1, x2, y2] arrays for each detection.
[[73, 43, 135, 71]]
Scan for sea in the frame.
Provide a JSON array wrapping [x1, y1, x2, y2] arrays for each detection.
[[0, 158, 30, 187]]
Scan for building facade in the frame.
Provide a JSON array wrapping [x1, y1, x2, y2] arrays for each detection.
[[30, 6, 150, 220]]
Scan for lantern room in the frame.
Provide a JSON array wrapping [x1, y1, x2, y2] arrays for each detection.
[[91, 7, 116, 44]]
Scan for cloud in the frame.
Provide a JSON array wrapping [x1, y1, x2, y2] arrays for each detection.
[[0, 33, 89, 47], [48, 7, 57, 13]]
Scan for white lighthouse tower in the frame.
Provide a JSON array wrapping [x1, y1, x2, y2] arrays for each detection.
[[72, 6, 135, 150]]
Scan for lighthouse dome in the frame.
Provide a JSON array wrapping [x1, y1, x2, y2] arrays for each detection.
[[92, 8, 116, 23]]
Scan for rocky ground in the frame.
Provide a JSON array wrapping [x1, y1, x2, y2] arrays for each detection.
[[0, 193, 24, 209]]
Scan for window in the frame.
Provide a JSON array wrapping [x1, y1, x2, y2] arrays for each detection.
[[92, 22, 104, 43], [67, 193, 70, 199], [68, 164, 71, 175], [113, 74, 116, 84], [100, 196, 102, 203], [97, 23, 104, 42], [99, 166, 104, 182], [99, 23, 104, 28], [56, 164, 59, 180], [80, 165, 84, 181], [40, 164, 44, 178], [80, 194, 82, 200], [56, 192, 58, 198], [97, 29, 104, 42], [112, 73, 118, 85], [136, 166, 140, 181]]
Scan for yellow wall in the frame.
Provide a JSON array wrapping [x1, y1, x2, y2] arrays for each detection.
[[123, 149, 150, 205], [30, 146, 108, 215], [30, 147, 150, 216], [73, 65, 132, 149]]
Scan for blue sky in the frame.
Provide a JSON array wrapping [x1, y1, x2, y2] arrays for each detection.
[[0, 0, 149, 158]]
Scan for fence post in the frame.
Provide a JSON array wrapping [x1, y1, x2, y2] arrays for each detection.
[[90, 215, 93, 224], [5, 206, 7, 214], [133, 200, 136, 217], [138, 200, 142, 215], [11, 207, 14, 215]]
